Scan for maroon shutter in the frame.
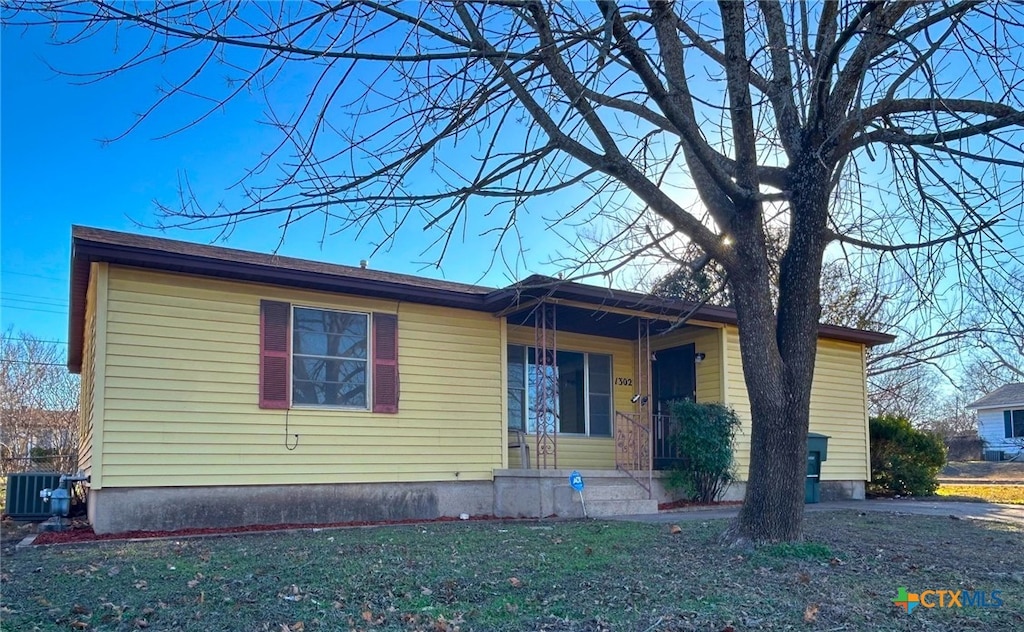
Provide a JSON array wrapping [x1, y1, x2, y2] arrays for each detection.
[[260, 300, 290, 409], [372, 312, 399, 413]]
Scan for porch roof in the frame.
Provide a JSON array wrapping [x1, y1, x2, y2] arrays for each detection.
[[67, 227, 896, 371], [489, 274, 897, 347]]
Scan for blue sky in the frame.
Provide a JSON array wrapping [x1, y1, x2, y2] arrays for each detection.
[[3, 11, 1021, 366], [1, 26, 571, 347]]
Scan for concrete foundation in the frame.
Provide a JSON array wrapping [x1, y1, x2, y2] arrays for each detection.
[[86, 475, 867, 534], [716, 480, 866, 502], [820, 480, 866, 501], [87, 481, 493, 535]]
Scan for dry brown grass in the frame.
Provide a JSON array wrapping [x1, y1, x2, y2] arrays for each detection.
[[1, 512, 1022, 631], [936, 484, 1024, 505]]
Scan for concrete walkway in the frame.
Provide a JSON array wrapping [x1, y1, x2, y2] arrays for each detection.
[[611, 499, 1024, 525]]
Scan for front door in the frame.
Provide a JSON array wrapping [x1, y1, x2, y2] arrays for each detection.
[[651, 344, 696, 470]]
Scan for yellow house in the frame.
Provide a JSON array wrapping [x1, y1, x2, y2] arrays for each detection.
[[68, 227, 893, 534]]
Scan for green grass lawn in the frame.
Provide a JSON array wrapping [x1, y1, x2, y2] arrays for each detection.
[[1, 512, 1022, 631]]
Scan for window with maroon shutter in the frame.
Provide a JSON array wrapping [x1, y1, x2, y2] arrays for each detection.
[[259, 300, 291, 409], [293, 307, 369, 408], [372, 312, 399, 413]]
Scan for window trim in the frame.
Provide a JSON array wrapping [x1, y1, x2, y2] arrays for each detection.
[[290, 304, 372, 411], [506, 344, 613, 438]]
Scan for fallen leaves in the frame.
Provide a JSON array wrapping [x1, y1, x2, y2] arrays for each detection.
[[508, 577, 522, 588], [803, 603, 819, 623], [279, 584, 304, 602]]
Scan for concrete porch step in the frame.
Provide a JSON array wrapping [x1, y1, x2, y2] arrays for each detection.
[[492, 468, 661, 519], [587, 498, 659, 517], [580, 484, 652, 501]]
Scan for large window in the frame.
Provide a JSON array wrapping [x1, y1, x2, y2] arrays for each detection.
[[292, 307, 369, 408], [507, 345, 612, 437], [1008, 409, 1024, 439]]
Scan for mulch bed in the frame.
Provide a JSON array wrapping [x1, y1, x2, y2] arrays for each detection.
[[33, 514, 505, 546], [32, 503, 744, 546], [657, 499, 742, 511]]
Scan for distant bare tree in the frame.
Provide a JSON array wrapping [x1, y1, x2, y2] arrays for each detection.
[[0, 329, 80, 475], [868, 365, 942, 420], [962, 269, 1024, 394], [924, 393, 977, 436], [6, 1, 1022, 543]]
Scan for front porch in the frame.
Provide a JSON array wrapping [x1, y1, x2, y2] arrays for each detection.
[[500, 297, 726, 508]]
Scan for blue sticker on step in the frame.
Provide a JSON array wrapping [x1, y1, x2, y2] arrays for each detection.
[[569, 470, 584, 491]]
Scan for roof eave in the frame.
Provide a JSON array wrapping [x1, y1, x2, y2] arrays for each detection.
[[67, 231, 897, 369], [967, 401, 1024, 410], [67, 240, 89, 373], [67, 233, 493, 372]]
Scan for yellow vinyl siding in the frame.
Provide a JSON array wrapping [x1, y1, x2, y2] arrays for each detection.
[[100, 266, 503, 488], [651, 326, 723, 403], [724, 326, 869, 482], [807, 339, 871, 480], [76, 264, 101, 479], [505, 327, 634, 469]]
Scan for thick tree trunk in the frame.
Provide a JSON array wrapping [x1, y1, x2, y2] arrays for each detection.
[[730, 329, 816, 543], [725, 159, 829, 545], [725, 276, 814, 544]]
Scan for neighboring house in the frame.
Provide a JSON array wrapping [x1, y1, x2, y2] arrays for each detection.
[[967, 383, 1024, 459], [68, 227, 894, 534]]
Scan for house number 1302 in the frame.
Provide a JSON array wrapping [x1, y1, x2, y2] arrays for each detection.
[[615, 377, 633, 386]]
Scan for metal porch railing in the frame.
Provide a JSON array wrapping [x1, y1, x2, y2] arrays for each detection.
[[614, 411, 652, 498]]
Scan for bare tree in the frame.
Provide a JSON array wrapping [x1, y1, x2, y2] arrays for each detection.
[[962, 268, 1024, 393], [6, 1, 1023, 543], [0, 329, 80, 475], [654, 254, 1002, 427]]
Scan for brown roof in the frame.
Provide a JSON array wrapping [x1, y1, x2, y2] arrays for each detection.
[[72, 226, 492, 295], [67, 226, 895, 372]]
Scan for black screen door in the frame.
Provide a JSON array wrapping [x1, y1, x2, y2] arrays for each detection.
[[651, 343, 696, 469]]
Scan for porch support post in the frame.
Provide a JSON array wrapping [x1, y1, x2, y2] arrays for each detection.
[[534, 302, 558, 469]]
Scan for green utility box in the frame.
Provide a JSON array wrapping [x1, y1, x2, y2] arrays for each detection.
[[4, 472, 62, 520], [805, 433, 830, 504]]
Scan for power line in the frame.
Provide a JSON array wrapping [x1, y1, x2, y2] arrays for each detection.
[[0, 305, 68, 316], [1, 291, 64, 299], [2, 361, 68, 367], [1, 297, 69, 309], [3, 338, 69, 345], [1, 291, 69, 303], [2, 302, 69, 313], [2, 271, 67, 283]]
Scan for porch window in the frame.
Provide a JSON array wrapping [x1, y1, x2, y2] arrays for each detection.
[[506, 345, 612, 437], [292, 307, 369, 408]]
